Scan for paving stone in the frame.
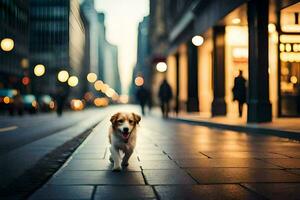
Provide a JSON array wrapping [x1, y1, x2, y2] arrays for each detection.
[[155, 184, 263, 200], [49, 171, 145, 185], [29, 185, 93, 200], [242, 183, 300, 200], [202, 152, 288, 158], [62, 160, 141, 171], [143, 169, 196, 185], [167, 153, 208, 160], [140, 160, 180, 170], [270, 151, 300, 158], [175, 158, 280, 168], [287, 169, 300, 176], [72, 153, 105, 160], [138, 155, 170, 161], [187, 168, 300, 183], [262, 158, 300, 168], [136, 150, 165, 155], [94, 186, 156, 200]]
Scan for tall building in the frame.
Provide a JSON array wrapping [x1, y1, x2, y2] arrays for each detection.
[[103, 41, 121, 94], [81, 0, 103, 96], [0, 0, 29, 93], [81, 2, 121, 96], [130, 16, 151, 100], [30, 0, 85, 97]]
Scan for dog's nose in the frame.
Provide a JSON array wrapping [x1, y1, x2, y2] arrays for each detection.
[[123, 127, 129, 132]]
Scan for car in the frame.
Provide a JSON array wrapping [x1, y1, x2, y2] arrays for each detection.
[[38, 95, 55, 112], [22, 94, 38, 114], [0, 89, 19, 115]]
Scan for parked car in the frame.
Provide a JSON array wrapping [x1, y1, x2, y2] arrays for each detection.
[[0, 89, 20, 115], [38, 95, 55, 112], [22, 94, 38, 114]]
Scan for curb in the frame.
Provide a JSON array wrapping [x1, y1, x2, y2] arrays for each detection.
[[169, 117, 300, 141]]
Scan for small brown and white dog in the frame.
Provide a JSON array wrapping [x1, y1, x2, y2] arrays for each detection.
[[109, 112, 141, 171]]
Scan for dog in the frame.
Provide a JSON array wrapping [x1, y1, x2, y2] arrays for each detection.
[[109, 112, 141, 171]]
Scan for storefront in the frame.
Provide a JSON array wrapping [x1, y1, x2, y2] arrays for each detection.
[[159, 0, 300, 122], [278, 3, 300, 116]]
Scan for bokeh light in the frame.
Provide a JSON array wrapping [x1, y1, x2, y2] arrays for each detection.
[[57, 70, 69, 82], [87, 73, 97, 83], [68, 76, 78, 87], [70, 99, 84, 110], [231, 18, 241, 25], [156, 62, 167, 72], [192, 35, 204, 46], [290, 76, 298, 84], [94, 80, 104, 91], [3, 96, 10, 104], [106, 88, 115, 98], [22, 76, 30, 85], [134, 76, 144, 86], [0, 38, 14, 51], [94, 97, 109, 107], [34, 64, 45, 77]]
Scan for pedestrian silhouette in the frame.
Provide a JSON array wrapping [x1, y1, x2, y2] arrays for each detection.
[[232, 70, 247, 117], [55, 87, 68, 117], [158, 79, 173, 118], [136, 85, 149, 115]]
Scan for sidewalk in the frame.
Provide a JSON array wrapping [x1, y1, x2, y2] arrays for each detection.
[[167, 112, 300, 140], [29, 109, 300, 200]]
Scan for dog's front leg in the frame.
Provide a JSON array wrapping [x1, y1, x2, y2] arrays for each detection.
[[110, 146, 121, 171], [122, 148, 133, 167]]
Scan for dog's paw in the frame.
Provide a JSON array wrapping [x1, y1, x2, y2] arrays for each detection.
[[109, 156, 114, 163], [112, 166, 122, 171], [121, 162, 129, 167]]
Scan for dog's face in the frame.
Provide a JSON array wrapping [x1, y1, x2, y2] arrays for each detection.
[[110, 112, 141, 141]]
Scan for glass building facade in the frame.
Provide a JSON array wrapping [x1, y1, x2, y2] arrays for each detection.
[[0, 0, 29, 92], [30, 0, 85, 97]]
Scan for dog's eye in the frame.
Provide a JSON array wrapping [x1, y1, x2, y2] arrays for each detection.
[[129, 120, 133, 124], [118, 119, 124, 123]]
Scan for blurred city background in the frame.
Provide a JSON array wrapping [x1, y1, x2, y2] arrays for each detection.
[[0, 0, 300, 121], [1, 0, 300, 198]]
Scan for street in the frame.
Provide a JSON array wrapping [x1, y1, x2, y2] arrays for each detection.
[[26, 105, 300, 200], [0, 109, 106, 155]]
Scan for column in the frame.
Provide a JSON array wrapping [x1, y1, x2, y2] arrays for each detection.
[[187, 41, 199, 112], [247, 0, 272, 122], [175, 52, 180, 115], [211, 26, 226, 116]]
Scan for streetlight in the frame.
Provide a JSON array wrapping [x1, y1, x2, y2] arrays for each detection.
[[156, 62, 167, 72], [87, 73, 97, 83], [68, 76, 78, 87], [192, 35, 204, 46], [34, 64, 45, 77], [57, 70, 69, 82], [231, 18, 241, 25], [0, 38, 14, 51]]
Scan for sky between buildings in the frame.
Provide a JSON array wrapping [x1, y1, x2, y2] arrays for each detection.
[[95, 0, 149, 94]]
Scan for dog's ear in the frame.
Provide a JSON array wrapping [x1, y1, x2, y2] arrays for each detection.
[[132, 113, 141, 124], [110, 112, 120, 124]]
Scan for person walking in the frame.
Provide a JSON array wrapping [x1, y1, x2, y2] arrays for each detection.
[[232, 70, 247, 117], [55, 86, 68, 117], [158, 79, 173, 118], [136, 85, 149, 116]]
